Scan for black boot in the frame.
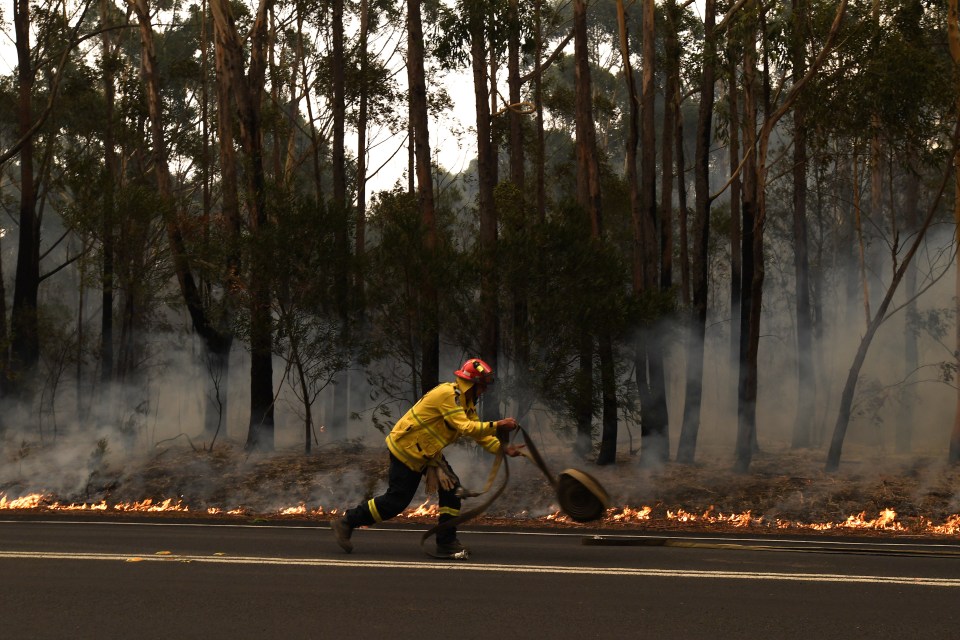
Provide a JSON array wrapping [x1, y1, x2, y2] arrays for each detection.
[[435, 539, 470, 559], [331, 518, 353, 553]]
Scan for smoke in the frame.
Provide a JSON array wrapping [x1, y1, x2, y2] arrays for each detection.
[[2, 214, 959, 524]]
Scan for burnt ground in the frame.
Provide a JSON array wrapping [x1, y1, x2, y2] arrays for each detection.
[[1, 438, 959, 539]]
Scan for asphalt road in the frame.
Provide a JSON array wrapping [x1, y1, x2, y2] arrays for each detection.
[[1, 516, 959, 639]]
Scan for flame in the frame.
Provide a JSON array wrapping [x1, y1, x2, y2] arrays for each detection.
[[0, 492, 957, 535], [611, 506, 652, 522], [402, 500, 439, 518]]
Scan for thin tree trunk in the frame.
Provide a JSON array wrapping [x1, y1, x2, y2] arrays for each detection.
[[738, 0, 847, 471], [408, 0, 439, 391], [11, 0, 41, 381], [471, 5, 499, 419], [535, 0, 546, 222], [897, 165, 920, 453], [853, 153, 871, 326], [947, 0, 960, 464], [330, 0, 351, 439], [638, 0, 668, 464], [210, 0, 275, 450], [734, 6, 759, 473], [355, 0, 370, 313], [826, 155, 948, 470], [676, 0, 716, 464], [603, 0, 641, 465], [676, 80, 689, 308], [727, 46, 742, 378], [573, 0, 607, 457], [100, 0, 116, 388], [660, 0, 680, 292], [791, 0, 814, 449]]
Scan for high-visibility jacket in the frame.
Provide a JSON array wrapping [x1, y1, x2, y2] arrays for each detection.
[[386, 377, 501, 472]]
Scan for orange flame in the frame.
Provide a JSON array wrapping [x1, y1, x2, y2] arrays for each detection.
[[1, 492, 958, 535], [402, 500, 439, 518]]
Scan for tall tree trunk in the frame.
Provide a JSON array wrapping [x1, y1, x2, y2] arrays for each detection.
[[355, 0, 370, 315], [675, 78, 689, 307], [616, 0, 642, 463], [471, 5, 499, 420], [660, 0, 679, 292], [676, 0, 716, 464], [330, 0, 351, 439], [508, 0, 524, 190], [825, 158, 945, 470], [507, 0, 530, 407], [790, 0, 815, 449], [100, 0, 116, 389], [897, 165, 920, 453], [727, 46, 742, 381], [638, 0, 668, 464], [408, 0, 439, 392], [734, 6, 759, 473], [573, 0, 606, 458], [948, 0, 960, 464], [210, 0, 275, 450], [11, 0, 41, 383], [535, 0, 546, 222], [738, 0, 847, 471]]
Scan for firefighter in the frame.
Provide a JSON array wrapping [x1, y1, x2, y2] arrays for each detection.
[[331, 357, 523, 558]]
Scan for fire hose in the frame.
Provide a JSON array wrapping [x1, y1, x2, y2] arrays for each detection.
[[421, 425, 610, 558]]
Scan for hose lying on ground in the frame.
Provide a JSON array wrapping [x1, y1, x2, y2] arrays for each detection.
[[421, 426, 610, 557]]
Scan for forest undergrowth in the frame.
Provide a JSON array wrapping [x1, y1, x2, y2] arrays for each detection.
[[1, 436, 959, 539]]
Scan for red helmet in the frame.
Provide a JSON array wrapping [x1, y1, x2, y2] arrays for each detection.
[[454, 358, 494, 386]]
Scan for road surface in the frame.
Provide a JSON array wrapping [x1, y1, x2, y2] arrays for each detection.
[[1, 516, 958, 639]]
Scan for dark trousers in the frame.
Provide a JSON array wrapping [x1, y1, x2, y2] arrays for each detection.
[[344, 453, 462, 544]]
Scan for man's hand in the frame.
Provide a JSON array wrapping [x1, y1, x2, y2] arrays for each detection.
[[496, 417, 518, 431], [504, 444, 526, 458]]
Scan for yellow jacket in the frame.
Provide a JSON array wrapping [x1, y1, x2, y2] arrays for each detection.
[[386, 377, 501, 472]]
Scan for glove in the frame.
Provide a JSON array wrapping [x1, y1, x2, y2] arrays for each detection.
[[425, 466, 440, 495], [436, 466, 456, 491]]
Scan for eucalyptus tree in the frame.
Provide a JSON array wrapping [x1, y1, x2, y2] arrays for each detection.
[[676, 0, 718, 465], [951, 0, 960, 464], [820, 0, 957, 469], [210, 0, 276, 450], [407, 0, 439, 394], [734, 0, 847, 472], [7, 0, 93, 397]]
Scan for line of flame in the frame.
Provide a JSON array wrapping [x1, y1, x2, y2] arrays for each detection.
[[1, 493, 958, 535]]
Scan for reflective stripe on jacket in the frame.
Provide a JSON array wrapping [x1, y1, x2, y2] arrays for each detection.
[[385, 378, 500, 472]]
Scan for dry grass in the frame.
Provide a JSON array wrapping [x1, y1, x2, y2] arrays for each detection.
[[2, 438, 959, 538]]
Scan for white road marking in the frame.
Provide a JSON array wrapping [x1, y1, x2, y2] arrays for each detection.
[[0, 550, 958, 587]]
